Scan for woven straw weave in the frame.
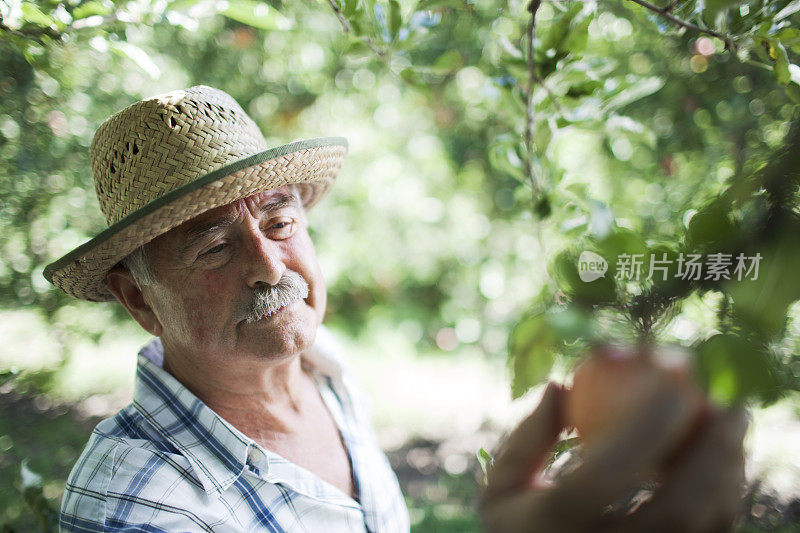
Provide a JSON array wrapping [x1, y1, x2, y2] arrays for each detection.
[[44, 86, 347, 302]]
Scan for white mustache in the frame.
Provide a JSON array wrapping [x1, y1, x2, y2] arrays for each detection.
[[241, 270, 309, 323]]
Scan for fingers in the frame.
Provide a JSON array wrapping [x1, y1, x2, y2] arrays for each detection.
[[481, 358, 751, 533], [616, 406, 748, 533], [484, 382, 566, 501], [545, 384, 699, 524]]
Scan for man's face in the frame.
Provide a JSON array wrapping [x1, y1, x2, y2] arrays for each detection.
[[141, 186, 326, 364]]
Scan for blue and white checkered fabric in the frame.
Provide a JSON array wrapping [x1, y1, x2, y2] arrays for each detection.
[[59, 326, 410, 532]]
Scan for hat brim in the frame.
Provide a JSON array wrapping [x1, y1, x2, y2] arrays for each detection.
[[44, 137, 347, 302]]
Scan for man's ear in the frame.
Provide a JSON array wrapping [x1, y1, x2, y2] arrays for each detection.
[[106, 266, 163, 337]]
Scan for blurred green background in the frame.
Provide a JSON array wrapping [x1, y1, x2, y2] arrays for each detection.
[[2, 0, 800, 530]]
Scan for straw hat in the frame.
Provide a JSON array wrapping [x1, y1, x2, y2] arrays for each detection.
[[44, 86, 347, 302]]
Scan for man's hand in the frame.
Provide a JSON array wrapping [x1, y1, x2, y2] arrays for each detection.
[[480, 382, 747, 533]]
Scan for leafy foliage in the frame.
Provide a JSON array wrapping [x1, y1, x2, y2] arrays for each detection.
[[3, 0, 800, 527], [2, 0, 799, 382]]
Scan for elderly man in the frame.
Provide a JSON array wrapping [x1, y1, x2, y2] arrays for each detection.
[[47, 86, 746, 532], [46, 86, 408, 531]]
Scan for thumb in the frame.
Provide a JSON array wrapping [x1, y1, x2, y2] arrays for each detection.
[[484, 382, 566, 500]]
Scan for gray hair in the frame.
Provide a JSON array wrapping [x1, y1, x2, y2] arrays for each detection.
[[120, 243, 156, 287]]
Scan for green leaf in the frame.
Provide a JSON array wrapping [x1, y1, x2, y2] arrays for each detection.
[[429, 49, 462, 75], [702, 0, 740, 28], [0, 367, 19, 387], [534, 120, 552, 153], [72, 1, 112, 19], [509, 313, 557, 398], [593, 228, 646, 265], [488, 136, 527, 184], [725, 227, 800, 337], [539, 2, 582, 56], [553, 248, 617, 306], [350, 15, 364, 36], [20, 3, 55, 27], [388, 0, 402, 41], [565, 78, 602, 98], [546, 307, 595, 342], [775, 0, 800, 21], [477, 447, 493, 482], [343, 0, 359, 17], [776, 28, 800, 53], [686, 200, 738, 251], [222, 1, 290, 30], [398, 66, 421, 84], [771, 40, 792, 86], [561, 12, 592, 56], [602, 76, 664, 112], [546, 437, 580, 468], [694, 334, 781, 405], [785, 80, 800, 104]]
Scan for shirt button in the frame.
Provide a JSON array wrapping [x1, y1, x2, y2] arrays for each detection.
[[247, 447, 260, 463]]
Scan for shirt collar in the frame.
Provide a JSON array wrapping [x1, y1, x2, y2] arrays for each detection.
[[133, 324, 345, 496]]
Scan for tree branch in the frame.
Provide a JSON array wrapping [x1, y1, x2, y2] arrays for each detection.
[[524, 0, 543, 196], [0, 18, 62, 44], [325, 0, 388, 59], [0, 11, 123, 45], [627, 0, 736, 52]]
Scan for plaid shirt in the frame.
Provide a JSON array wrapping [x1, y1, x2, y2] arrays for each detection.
[[59, 326, 409, 532]]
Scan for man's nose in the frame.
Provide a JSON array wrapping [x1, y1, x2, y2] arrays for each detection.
[[242, 227, 286, 287]]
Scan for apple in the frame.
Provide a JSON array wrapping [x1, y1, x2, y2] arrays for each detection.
[[566, 344, 708, 458]]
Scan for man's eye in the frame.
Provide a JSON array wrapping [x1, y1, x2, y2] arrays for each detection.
[[269, 220, 295, 238], [203, 244, 226, 255]]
